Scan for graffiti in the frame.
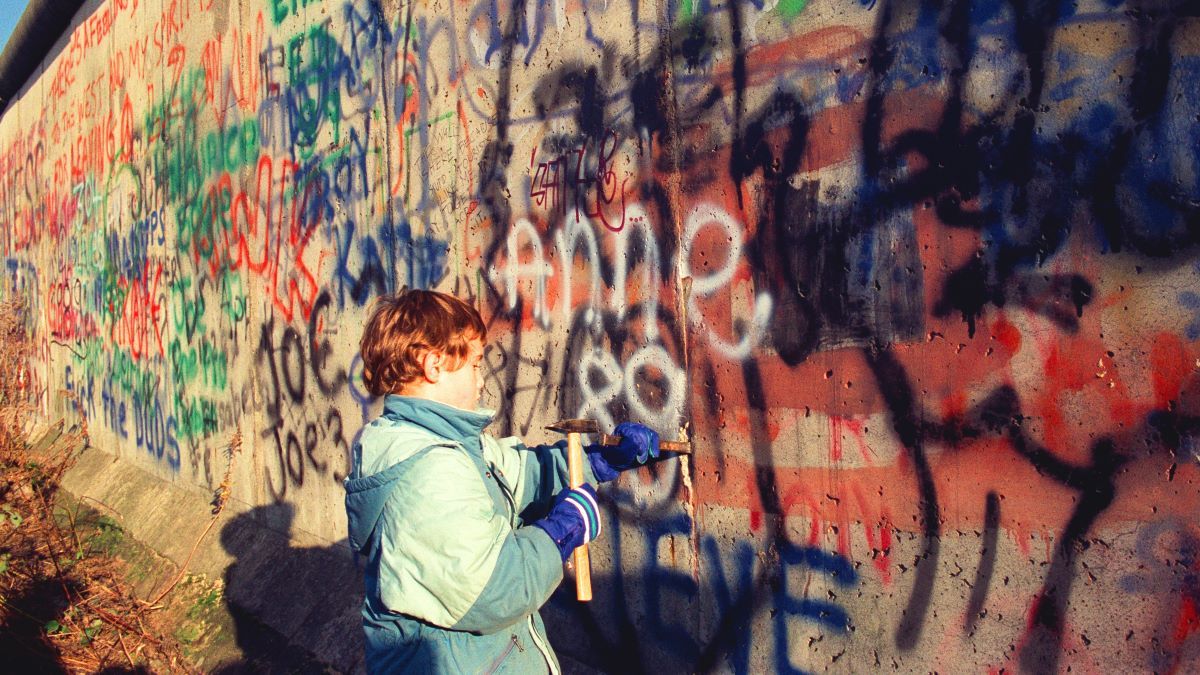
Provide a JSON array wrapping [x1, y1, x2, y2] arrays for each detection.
[[462, 0, 629, 70], [254, 291, 353, 498], [488, 217, 555, 327], [546, 511, 860, 673], [681, 202, 772, 360], [1121, 518, 1200, 672], [486, 198, 770, 431], [528, 130, 630, 232], [130, 394, 182, 472], [104, 260, 167, 360]]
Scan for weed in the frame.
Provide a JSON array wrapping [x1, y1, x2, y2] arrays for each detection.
[[188, 587, 223, 620], [175, 622, 204, 645], [2, 504, 22, 526], [88, 515, 125, 556], [0, 299, 196, 672]]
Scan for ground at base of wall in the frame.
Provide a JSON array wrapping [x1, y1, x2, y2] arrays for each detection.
[[0, 422, 184, 671], [54, 492, 336, 673], [0, 423, 336, 674]]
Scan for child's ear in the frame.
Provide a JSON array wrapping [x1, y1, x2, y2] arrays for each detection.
[[420, 350, 443, 383]]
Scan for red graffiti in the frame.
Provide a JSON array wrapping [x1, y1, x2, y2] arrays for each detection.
[[199, 16, 264, 129], [529, 130, 630, 231], [108, 261, 166, 360], [202, 155, 323, 323], [46, 267, 98, 342]]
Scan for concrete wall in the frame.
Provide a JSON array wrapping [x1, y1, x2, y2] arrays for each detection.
[[2, 0, 1199, 671]]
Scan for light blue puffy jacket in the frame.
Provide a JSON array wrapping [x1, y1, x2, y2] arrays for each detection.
[[344, 395, 594, 673]]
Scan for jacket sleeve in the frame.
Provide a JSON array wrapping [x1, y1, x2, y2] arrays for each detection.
[[504, 439, 599, 518], [377, 447, 563, 632], [451, 525, 562, 633]]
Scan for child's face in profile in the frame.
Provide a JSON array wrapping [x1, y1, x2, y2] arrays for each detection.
[[436, 338, 486, 410]]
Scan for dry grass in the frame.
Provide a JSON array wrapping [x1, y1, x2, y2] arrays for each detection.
[[0, 299, 199, 672]]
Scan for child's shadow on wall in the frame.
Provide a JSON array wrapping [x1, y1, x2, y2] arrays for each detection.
[[212, 502, 363, 674]]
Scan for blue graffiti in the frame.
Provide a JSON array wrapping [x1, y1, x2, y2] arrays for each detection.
[[132, 393, 181, 472], [566, 511, 859, 673]]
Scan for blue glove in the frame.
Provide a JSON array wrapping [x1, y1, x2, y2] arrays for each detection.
[[587, 422, 660, 481], [532, 484, 602, 561]]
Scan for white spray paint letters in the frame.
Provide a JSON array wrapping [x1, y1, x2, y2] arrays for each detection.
[[489, 217, 554, 327], [680, 203, 774, 360], [489, 201, 772, 441]]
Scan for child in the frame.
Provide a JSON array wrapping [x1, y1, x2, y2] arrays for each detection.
[[344, 289, 659, 673]]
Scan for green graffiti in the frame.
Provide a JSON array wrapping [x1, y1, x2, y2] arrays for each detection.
[[142, 68, 209, 209], [168, 338, 194, 387], [199, 118, 260, 177], [112, 354, 160, 403], [136, 67, 246, 262], [319, 139, 352, 170], [174, 200, 200, 254], [678, 0, 695, 22], [404, 110, 455, 139], [72, 221, 108, 278], [169, 277, 207, 338], [219, 268, 247, 324], [168, 336, 228, 391], [165, 139, 203, 207], [172, 177, 234, 263], [173, 391, 220, 442], [270, 0, 320, 25], [286, 22, 343, 154], [77, 342, 160, 403], [72, 337, 107, 377], [777, 0, 809, 20], [197, 183, 234, 265], [200, 340, 228, 390], [677, 0, 808, 24], [96, 267, 129, 326]]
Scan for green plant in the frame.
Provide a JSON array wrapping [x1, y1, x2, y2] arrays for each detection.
[[175, 622, 203, 645], [187, 586, 223, 619], [80, 619, 102, 645], [88, 515, 124, 556], [2, 504, 21, 527]]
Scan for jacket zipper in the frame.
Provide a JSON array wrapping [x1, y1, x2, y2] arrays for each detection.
[[488, 460, 556, 674], [489, 462, 518, 527], [528, 615, 559, 675], [483, 634, 520, 675]]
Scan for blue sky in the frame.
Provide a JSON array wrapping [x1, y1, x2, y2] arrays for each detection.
[[0, 2, 30, 55]]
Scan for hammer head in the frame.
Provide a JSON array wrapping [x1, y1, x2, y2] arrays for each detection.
[[546, 418, 600, 435]]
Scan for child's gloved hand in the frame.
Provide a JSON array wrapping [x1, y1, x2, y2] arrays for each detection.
[[532, 484, 602, 561], [587, 422, 660, 482]]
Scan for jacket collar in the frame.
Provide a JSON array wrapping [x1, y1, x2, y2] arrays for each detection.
[[381, 395, 494, 446]]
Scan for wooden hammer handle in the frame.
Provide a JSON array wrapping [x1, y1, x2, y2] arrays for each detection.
[[598, 433, 692, 454], [566, 431, 592, 602]]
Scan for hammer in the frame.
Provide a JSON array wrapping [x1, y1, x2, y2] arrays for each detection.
[[545, 418, 594, 601], [545, 419, 694, 602], [547, 419, 693, 454]]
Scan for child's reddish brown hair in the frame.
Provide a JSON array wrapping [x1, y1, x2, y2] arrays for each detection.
[[359, 289, 486, 397]]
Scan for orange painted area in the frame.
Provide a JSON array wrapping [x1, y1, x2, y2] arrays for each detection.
[[688, 436, 1200, 536], [1153, 333, 1193, 409]]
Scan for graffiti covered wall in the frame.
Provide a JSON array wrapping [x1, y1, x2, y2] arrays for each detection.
[[2, 0, 1199, 670]]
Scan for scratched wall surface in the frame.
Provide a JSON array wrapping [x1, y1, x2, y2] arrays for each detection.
[[3, 0, 1200, 671]]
